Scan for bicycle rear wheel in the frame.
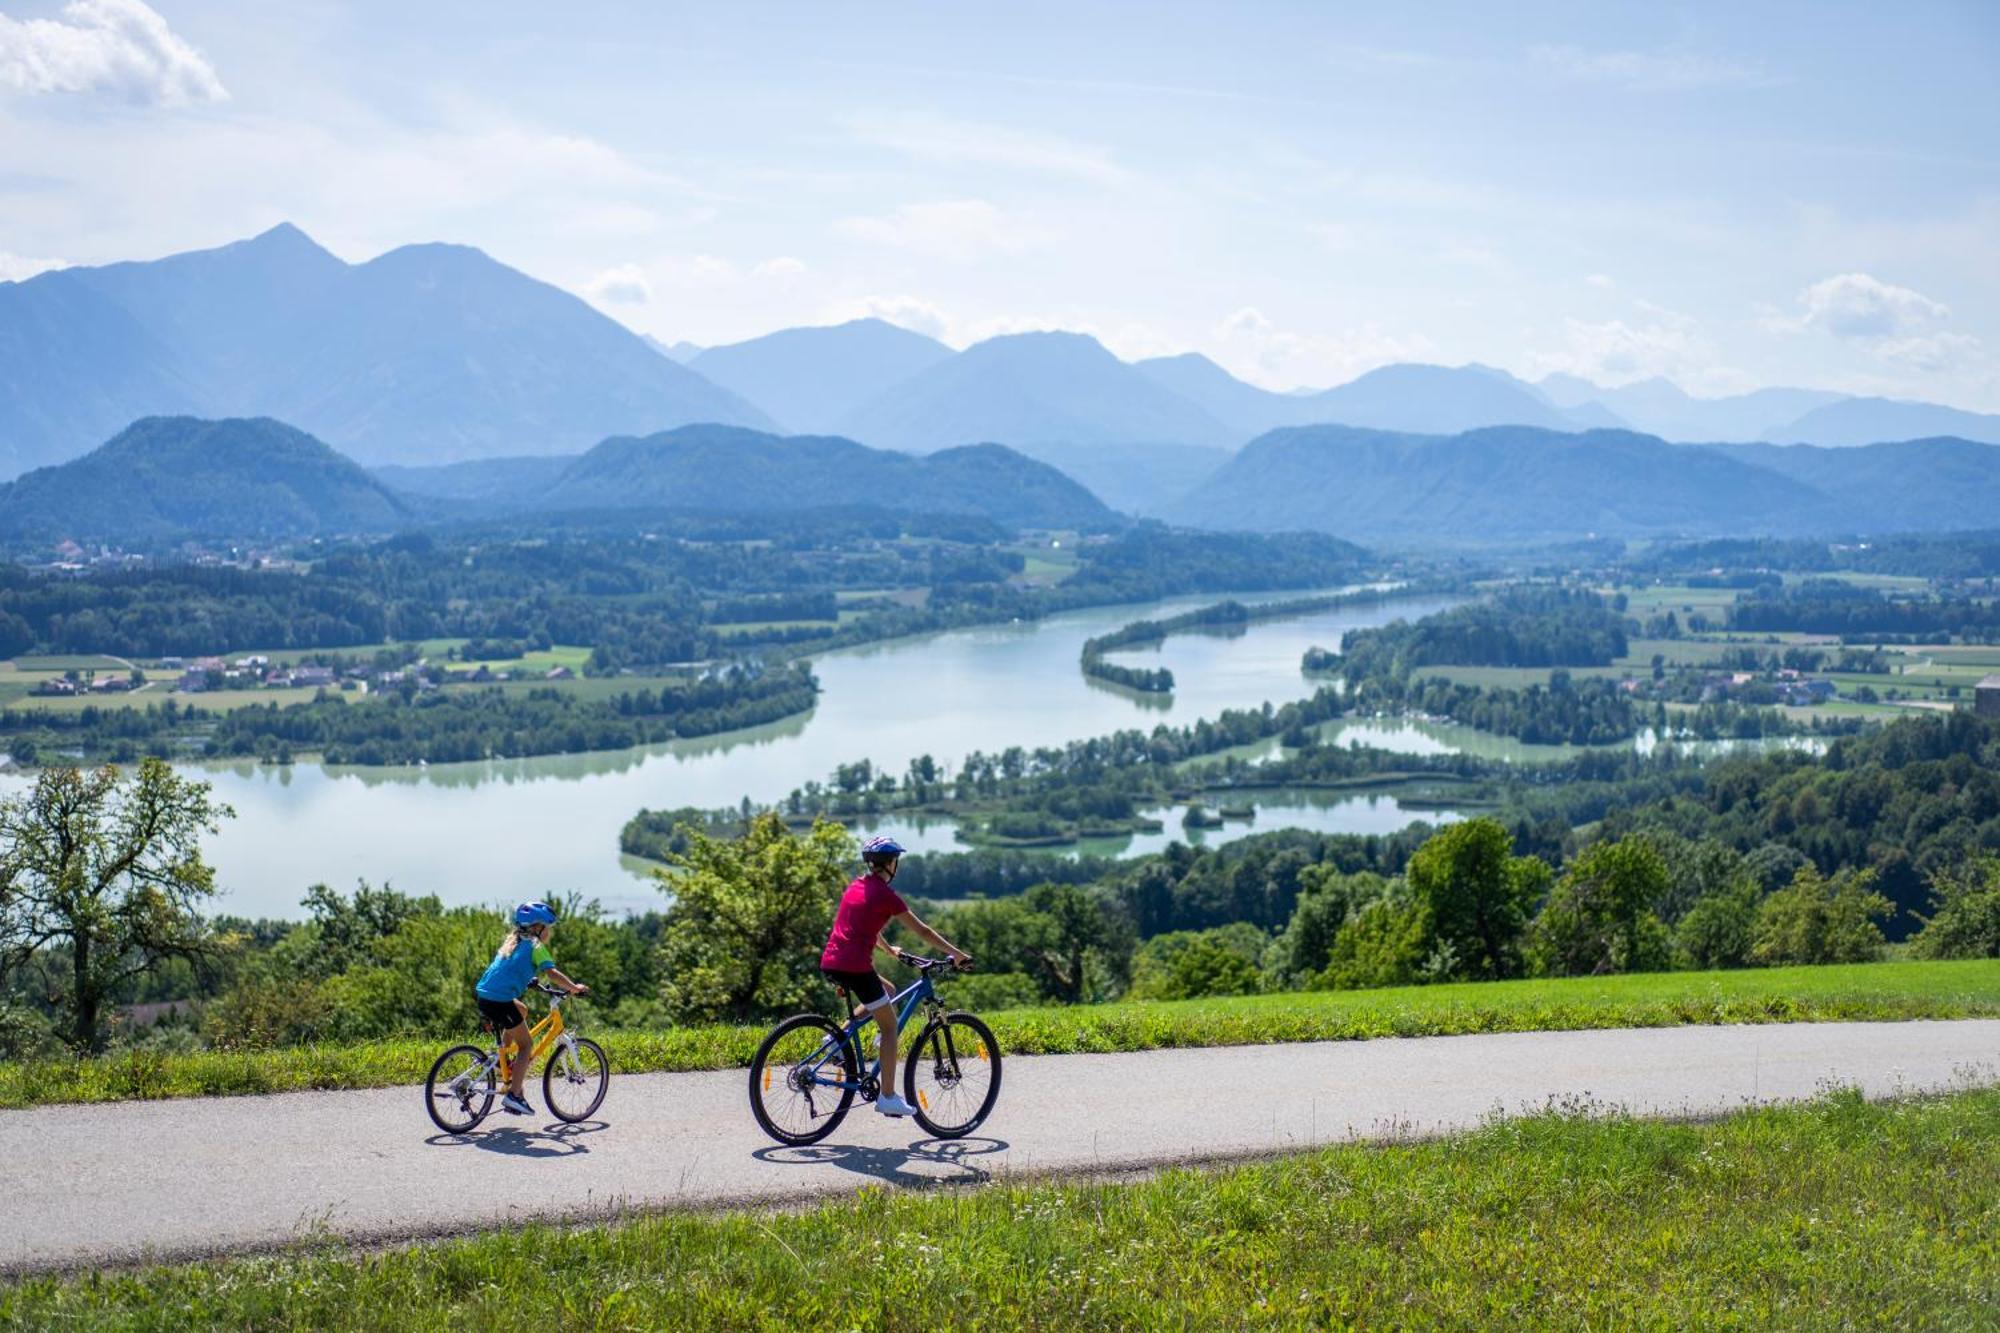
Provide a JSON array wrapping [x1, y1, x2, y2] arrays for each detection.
[[544, 1037, 610, 1122], [749, 1014, 857, 1146], [425, 1044, 496, 1133], [906, 1012, 1001, 1139]]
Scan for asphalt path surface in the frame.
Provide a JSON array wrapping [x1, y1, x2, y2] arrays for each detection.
[[3, 1020, 1996, 1274]]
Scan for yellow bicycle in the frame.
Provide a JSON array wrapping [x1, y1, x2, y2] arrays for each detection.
[[425, 982, 609, 1132]]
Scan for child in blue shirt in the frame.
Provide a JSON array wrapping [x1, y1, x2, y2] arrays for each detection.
[[476, 901, 590, 1115]]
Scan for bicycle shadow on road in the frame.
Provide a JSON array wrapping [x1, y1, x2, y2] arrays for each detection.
[[425, 1120, 610, 1159], [752, 1136, 1008, 1189]]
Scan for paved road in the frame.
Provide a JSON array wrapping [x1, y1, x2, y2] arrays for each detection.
[[3, 1020, 1995, 1274]]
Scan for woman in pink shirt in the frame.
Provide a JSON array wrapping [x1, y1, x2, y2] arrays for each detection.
[[821, 835, 972, 1117]]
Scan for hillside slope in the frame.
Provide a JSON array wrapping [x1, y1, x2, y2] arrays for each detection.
[[0, 417, 415, 540], [540, 424, 1112, 527]]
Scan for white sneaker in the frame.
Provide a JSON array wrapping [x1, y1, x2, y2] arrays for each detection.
[[875, 1093, 917, 1117]]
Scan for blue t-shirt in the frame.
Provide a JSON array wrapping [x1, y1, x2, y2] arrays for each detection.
[[476, 937, 555, 1000]]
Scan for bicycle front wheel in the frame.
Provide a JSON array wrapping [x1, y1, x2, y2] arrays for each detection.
[[425, 1044, 496, 1134], [544, 1037, 610, 1122], [749, 1014, 856, 1146], [906, 1012, 1001, 1139]]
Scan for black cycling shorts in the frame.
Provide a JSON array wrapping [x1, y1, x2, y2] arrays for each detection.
[[477, 996, 526, 1029], [821, 967, 887, 1007]]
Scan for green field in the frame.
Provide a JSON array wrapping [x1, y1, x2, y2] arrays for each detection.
[[6, 960, 1994, 1110], [6, 1087, 1992, 1327]]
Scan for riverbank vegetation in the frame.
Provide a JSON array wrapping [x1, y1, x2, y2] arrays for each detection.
[[7, 1088, 1994, 1326], [0, 520, 1374, 765]]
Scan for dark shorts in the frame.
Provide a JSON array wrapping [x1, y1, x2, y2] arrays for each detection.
[[477, 996, 526, 1029], [821, 967, 887, 1007]]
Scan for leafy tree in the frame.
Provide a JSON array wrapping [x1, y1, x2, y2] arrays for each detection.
[[1908, 858, 2000, 960], [1674, 880, 1762, 970], [0, 761, 233, 1052], [1750, 865, 1891, 966], [1403, 818, 1548, 981], [1527, 837, 1673, 977], [654, 814, 853, 1024], [1127, 924, 1266, 1001]]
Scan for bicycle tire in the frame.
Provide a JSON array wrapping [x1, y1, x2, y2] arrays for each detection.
[[749, 1013, 857, 1146], [425, 1043, 496, 1134], [905, 1012, 1002, 1139], [543, 1036, 610, 1123]]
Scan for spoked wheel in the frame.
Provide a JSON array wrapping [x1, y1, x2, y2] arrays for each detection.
[[425, 1044, 496, 1134], [544, 1037, 610, 1123], [749, 1014, 857, 1146], [906, 1012, 1001, 1139]]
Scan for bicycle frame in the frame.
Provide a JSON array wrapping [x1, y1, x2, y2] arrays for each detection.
[[497, 995, 569, 1082], [797, 970, 941, 1094]]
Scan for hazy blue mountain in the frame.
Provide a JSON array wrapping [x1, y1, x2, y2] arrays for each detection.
[[1293, 364, 1579, 436], [1008, 439, 1233, 517], [689, 319, 953, 432], [0, 416, 414, 541], [0, 224, 771, 476], [1130, 353, 1309, 438], [540, 424, 1110, 527], [1705, 438, 2000, 532], [1538, 373, 1847, 441], [1162, 424, 1843, 545], [1763, 397, 2000, 447], [373, 455, 579, 506], [835, 331, 1235, 452]]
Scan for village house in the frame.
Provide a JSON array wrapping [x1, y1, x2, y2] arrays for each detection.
[[1977, 675, 2000, 719]]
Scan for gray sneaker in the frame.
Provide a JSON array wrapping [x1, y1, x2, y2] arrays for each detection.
[[875, 1093, 917, 1117], [501, 1093, 533, 1116]]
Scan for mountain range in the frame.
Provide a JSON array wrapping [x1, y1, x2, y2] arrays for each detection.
[[0, 418, 1108, 541], [0, 224, 769, 477], [1163, 424, 2000, 546]]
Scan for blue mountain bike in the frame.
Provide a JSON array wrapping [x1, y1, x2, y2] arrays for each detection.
[[748, 952, 1002, 1145]]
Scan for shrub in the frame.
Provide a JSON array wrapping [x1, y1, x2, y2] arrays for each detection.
[[1674, 881, 1761, 970], [1127, 925, 1266, 1001], [1908, 858, 2000, 960], [1751, 866, 1890, 966], [1320, 898, 1429, 990]]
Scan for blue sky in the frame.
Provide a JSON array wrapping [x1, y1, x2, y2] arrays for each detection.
[[3, 1, 1996, 406]]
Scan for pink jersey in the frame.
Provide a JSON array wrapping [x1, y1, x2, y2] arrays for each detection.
[[820, 873, 907, 971]]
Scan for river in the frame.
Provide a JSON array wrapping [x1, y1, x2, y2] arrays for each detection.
[[0, 589, 1463, 918]]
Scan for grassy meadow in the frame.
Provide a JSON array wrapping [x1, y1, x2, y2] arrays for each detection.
[[5, 959, 1995, 1109]]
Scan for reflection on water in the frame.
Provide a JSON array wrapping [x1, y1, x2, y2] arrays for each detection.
[[0, 588, 1463, 919], [856, 787, 1466, 862]]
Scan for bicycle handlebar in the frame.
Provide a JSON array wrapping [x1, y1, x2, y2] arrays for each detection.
[[895, 950, 974, 975]]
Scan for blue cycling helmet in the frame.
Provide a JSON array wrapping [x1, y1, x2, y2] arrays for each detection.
[[513, 900, 558, 927], [860, 835, 906, 865]]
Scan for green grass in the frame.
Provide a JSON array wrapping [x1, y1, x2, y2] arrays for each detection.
[[6, 1087, 1994, 1328], [4, 960, 1995, 1110]]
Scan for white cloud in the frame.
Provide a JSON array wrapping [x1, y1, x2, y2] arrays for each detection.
[[1779, 272, 1949, 339], [0, 0, 225, 105], [1586, 273, 1615, 290], [583, 262, 650, 305], [846, 113, 1127, 184], [1529, 304, 1728, 387], [1213, 306, 1437, 390], [751, 255, 806, 279], [1529, 44, 1777, 92], [1874, 331, 1985, 373], [0, 250, 69, 282], [835, 199, 1049, 262]]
